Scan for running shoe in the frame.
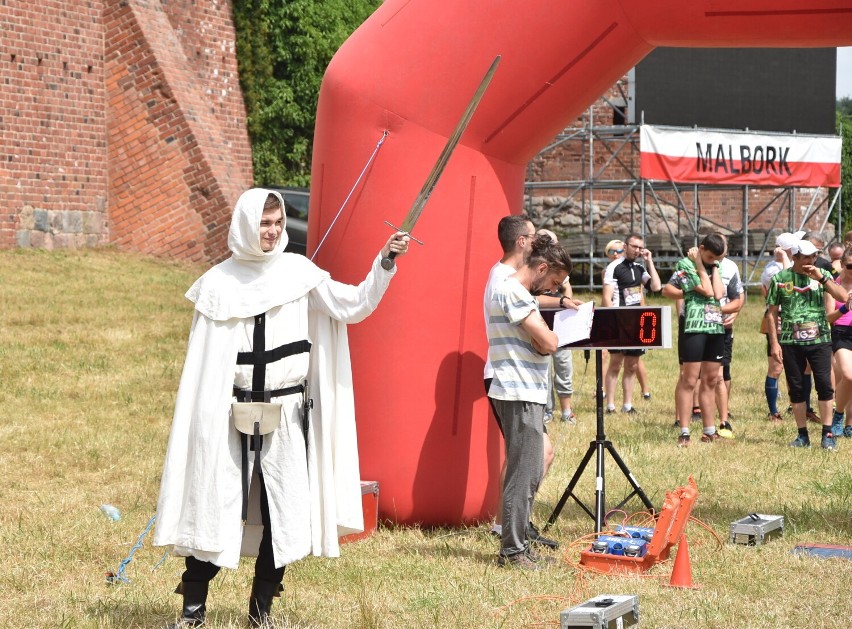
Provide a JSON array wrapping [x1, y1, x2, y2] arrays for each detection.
[[676, 434, 690, 448], [622, 406, 637, 416], [642, 392, 651, 400], [844, 425, 852, 439], [561, 411, 577, 425], [690, 407, 702, 422], [700, 432, 721, 443], [789, 435, 811, 448], [717, 421, 734, 439], [821, 432, 837, 450], [831, 415, 845, 438]]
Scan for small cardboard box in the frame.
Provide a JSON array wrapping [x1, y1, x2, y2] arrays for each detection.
[[340, 481, 379, 544], [560, 595, 639, 629], [729, 513, 784, 546]]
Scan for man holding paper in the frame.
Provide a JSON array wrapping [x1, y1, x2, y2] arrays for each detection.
[[486, 232, 573, 568]]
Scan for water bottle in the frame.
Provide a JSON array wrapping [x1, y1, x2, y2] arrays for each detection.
[[100, 504, 121, 521]]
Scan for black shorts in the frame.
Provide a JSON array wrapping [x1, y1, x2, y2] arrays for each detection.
[[832, 325, 852, 353], [781, 343, 833, 402], [678, 332, 725, 364], [721, 328, 734, 366], [610, 349, 646, 357]]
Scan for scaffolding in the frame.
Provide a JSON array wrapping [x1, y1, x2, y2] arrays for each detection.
[[525, 102, 843, 290]]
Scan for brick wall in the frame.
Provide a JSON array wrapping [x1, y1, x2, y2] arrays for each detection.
[[1, 0, 252, 262], [0, 0, 108, 250], [104, 0, 252, 263]]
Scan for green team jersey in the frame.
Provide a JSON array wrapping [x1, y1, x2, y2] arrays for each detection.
[[765, 267, 832, 345], [669, 258, 723, 334]]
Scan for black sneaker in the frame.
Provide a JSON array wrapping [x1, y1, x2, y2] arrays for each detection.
[[642, 392, 651, 400], [526, 521, 559, 550], [677, 433, 691, 448], [497, 551, 542, 570]]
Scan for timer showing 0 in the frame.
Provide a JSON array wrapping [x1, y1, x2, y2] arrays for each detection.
[[542, 306, 672, 351]]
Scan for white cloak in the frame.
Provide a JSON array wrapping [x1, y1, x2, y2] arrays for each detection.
[[153, 189, 396, 568]]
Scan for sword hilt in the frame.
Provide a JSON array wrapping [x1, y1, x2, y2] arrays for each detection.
[[381, 252, 397, 270]]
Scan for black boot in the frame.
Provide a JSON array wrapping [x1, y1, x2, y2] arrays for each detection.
[[167, 580, 209, 628], [248, 577, 283, 628]]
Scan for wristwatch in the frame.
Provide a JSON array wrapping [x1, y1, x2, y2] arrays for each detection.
[[559, 296, 567, 308]]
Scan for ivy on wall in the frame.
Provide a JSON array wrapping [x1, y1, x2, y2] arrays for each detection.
[[233, 0, 380, 187]]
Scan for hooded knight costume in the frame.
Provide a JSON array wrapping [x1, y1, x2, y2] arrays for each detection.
[[154, 188, 397, 626]]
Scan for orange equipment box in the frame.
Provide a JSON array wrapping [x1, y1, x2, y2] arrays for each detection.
[[340, 481, 379, 544]]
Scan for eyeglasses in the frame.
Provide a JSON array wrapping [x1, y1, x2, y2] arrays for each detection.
[[845, 263, 852, 270], [625, 242, 643, 249]]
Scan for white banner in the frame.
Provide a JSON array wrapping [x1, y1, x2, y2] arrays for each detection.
[[640, 125, 841, 187]]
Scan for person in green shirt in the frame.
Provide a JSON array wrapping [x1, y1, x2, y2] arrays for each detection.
[[767, 239, 848, 449], [663, 234, 726, 447]]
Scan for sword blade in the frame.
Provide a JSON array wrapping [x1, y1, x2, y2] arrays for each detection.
[[399, 55, 501, 234], [381, 55, 501, 270]]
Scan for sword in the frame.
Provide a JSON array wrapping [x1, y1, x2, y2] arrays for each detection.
[[380, 55, 501, 270]]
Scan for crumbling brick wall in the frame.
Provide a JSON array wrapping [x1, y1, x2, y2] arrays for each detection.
[[1, 0, 252, 263]]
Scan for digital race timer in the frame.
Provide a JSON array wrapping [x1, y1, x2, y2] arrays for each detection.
[[542, 306, 672, 351]]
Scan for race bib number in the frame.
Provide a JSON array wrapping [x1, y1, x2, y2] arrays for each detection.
[[703, 303, 723, 324], [792, 321, 820, 341], [623, 285, 642, 306]]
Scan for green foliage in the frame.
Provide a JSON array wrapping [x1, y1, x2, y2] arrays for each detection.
[[838, 110, 852, 233], [838, 97, 852, 118], [233, 0, 380, 187]]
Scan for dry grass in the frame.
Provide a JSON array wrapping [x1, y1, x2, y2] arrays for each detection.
[[0, 248, 850, 628]]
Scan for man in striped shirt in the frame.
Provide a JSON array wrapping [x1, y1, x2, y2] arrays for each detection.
[[486, 234, 572, 569]]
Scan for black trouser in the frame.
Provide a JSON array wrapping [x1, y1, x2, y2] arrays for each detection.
[[182, 471, 285, 584], [781, 342, 834, 403]]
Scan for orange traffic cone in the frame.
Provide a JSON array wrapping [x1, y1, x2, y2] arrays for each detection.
[[665, 534, 701, 589]]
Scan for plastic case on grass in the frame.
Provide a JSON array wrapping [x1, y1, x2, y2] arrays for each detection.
[[340, 481, 379, 544]]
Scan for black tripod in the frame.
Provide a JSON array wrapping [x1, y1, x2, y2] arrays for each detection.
[[544, 349, 654, 533]]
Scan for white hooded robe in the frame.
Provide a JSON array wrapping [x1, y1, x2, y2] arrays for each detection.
[[153, 188, 395, 568]]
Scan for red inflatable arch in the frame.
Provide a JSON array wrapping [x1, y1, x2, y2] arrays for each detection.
[[309, 0, 852, 525]]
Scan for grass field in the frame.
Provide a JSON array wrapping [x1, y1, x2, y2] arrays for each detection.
[[0, 248, 850, 629]]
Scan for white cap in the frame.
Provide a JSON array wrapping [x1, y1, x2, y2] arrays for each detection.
[[792, 240, 817, 256], [793, 230, 807, 240], [775, 232, 797, 250]]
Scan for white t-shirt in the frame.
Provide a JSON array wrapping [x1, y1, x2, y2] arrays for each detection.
[[486, 277, 550, 404], [483, 262, 514, 379]]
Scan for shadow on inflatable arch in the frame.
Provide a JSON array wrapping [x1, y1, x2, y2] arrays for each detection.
[[309, 0, 852, 526]]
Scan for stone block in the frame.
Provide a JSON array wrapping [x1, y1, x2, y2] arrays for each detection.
[[34, 209, 49, 232], [63, 211, 83, 233], [49, 210, 64, 234], [18, 206, 35, 230], [16, 230, 31, 247], [82, 211, 105, 234]]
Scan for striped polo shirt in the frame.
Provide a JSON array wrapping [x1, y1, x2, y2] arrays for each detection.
[[486, 277, 550, 404]]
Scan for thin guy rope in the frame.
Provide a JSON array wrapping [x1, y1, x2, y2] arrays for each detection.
[[311, 130, 389, 261]]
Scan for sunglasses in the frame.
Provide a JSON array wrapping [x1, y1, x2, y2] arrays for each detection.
[[845, 263, 852, 270], [607, 249, 624, 255]]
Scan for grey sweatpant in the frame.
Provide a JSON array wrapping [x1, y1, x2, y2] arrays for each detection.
[[491, 398, 545, 557]]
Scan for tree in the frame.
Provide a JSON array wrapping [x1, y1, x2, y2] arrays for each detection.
[[838, 97, 852, 118], [839, 109, 852, 235], [233, 0, 380, 187]]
